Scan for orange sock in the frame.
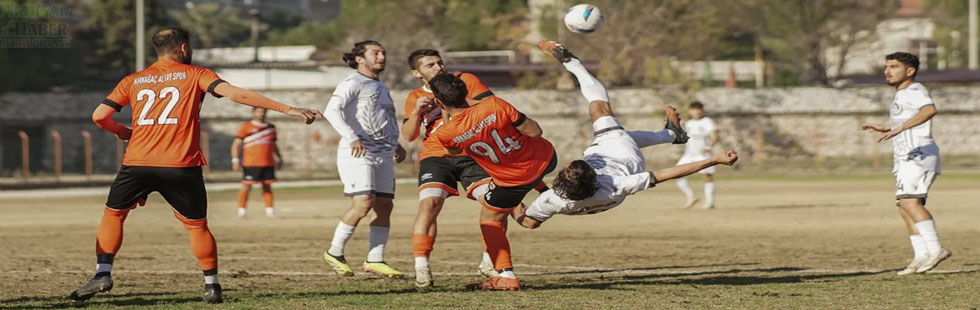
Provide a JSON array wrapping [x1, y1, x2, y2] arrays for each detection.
[[412, 234, 436, 258], [96, 207, 131, 257], [174, 211, 218, 271], [237, 187, 249, 209], [262, 190, 274, 208], [480, 221, 512, 271]]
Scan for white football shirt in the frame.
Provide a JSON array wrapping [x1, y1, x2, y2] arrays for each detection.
[[682, 117, 716, 158], [524, 129, 652, 222], [890, 82, 935, 157], [324, 72, 399, 156]]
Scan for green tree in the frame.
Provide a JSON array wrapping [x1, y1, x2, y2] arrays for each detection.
[[170, 2, 251, 48]]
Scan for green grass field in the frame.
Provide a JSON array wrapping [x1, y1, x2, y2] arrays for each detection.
[[2, 174, 979, 309]]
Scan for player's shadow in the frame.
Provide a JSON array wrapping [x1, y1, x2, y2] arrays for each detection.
[[534, 262, 763, 276], [0, 291, 203, 309], [524, 267, 893, 291]]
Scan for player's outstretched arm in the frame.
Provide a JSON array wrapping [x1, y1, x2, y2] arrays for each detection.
[[651, 150, 738, 185], [213, 83, 322, 124], [874, 105, 937, 143], [860, 124, 890, 133], [92, 104, 132, 140]]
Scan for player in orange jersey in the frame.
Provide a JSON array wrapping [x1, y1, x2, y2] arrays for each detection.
[[69, 28, 320, 304], [401, 49, 500, 288], [232, 107, 282, 218], [429, 73, 557, 291]]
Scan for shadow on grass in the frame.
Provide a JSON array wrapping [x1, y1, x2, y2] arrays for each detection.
[[523, 267, 891, 291], [532, 262, 763, 276], [0, 291, 202, 310]]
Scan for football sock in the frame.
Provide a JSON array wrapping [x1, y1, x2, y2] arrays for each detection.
[[482, 252, 493, 265], [909, 235, 927, 260], [562, 58, 609, 103], [704, 182, 716, 205], [412, 234, 435, 258], [676, 178, 695, 199], [262, 190, 274, 208], [95, 263, 113, 274], [328, 221, 356, 257], [914, 220, 942, 255], [203, 269, 219, 284], [174, 211, 218, 272], [96, 207, 130, 262], [237, 188, 249, 208], [367, 225, 389, 262], [480, 221, 513, 271], [415, 256, 430, 269], [628, 130, 675, 148], [498, 268, 517, 279]]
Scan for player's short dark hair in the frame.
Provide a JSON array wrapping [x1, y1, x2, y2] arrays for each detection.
[[152, 27, 190, 54], [430, 73, 468, 108], [886, 52, 920, 76], [408, 49, 440, 70], [553, 160, 598, 201], [342, 40, 382, 69], [689, 101, 704, 110]]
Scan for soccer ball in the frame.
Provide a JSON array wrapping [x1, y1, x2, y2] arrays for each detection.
[[564, 4, 603, 34]]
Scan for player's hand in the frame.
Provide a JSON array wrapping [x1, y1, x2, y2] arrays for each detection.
[[350, 140, 367, 158], [395, 144, 407, 163], [232, 161, 241, 172], [415, 97, 435, 115], [877, 129, 901, 143], [714, 150, 738, 165], [286, 107, 322, 124], [861, 124, 890, 133], [275, 156, 284, 170]]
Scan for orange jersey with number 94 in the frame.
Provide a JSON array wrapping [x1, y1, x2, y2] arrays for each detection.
[[103, 59, 225, 167], [432, 97, 555, 187]]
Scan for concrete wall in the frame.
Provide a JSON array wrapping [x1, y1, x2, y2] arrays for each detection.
[[2, 86, 979, 179]]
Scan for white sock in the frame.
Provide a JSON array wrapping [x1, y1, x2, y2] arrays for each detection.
[[676, 178, 694, 199], [628, 130, 675, 148], [704, 182, 715, 205], [481, 252, 492, 265], [204, 274, 219, 284], [237, 208, 247, 217], [328, 221, 356, 257], [95, 263, 112, 274], [415, 256, 429, 269], [909, 235, 927, 260], [914, 220, 942, 256], [367, 225, 389, 262], [499, 269, 517, 279], [265, 207, 275, 216], [562, 58, 609, 103]]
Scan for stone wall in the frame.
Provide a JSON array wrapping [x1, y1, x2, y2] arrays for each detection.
[[2, 86, 979, 179]]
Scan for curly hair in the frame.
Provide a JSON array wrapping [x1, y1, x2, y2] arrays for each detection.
[[552, 160, 599, 201]]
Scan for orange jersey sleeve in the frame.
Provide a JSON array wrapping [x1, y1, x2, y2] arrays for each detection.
[[103, 76, 133, 111], [238, 121, 278, 167], [118, 60, 224, 167], [432, 97, 554, 187]]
